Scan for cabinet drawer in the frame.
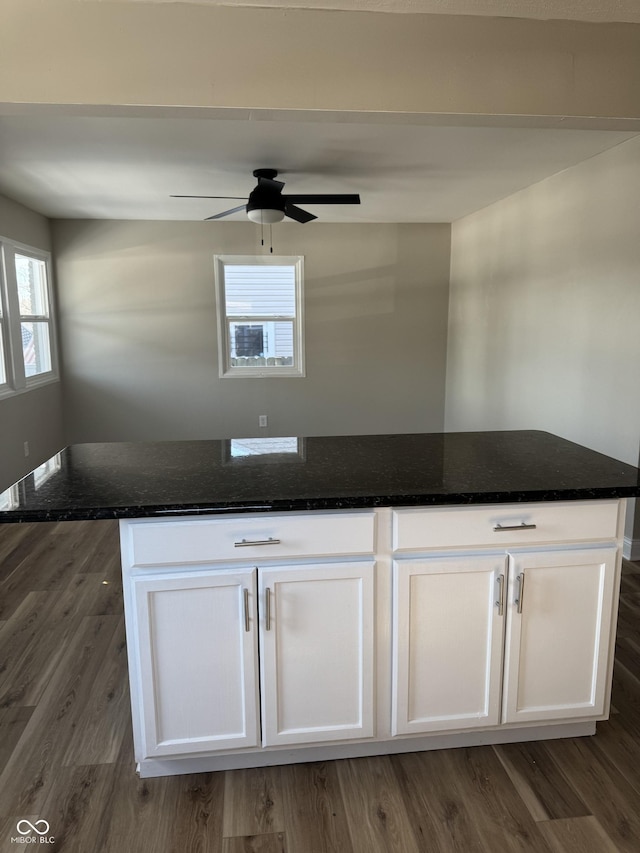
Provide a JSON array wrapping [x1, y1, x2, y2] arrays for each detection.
[[124, 511, 376, 567], [392, 500, 620, 551]]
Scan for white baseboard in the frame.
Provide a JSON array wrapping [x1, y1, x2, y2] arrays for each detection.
[[623, 536, 640, 562], [136, 721, 597, 778]]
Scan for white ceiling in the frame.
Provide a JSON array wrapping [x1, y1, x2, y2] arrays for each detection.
[[2, 2, 638, 224], [0, 112, 636, 223]]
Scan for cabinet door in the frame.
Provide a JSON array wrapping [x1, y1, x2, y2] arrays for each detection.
[[502, 547, 618, 724], [259, 562, 374, 746], [392, 555, 506, 735], [132, 569, 259, 758]]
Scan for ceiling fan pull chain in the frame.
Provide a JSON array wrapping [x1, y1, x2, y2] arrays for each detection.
[[269, 222, 273, 254]]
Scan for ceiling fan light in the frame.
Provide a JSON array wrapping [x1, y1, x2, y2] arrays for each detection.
[[247, 208, 285, 224]]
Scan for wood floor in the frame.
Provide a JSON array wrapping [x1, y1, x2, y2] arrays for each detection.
[[1, 520, 639, 852]]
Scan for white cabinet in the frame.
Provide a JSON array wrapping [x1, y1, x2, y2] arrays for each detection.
[[130, 561, 375, 759], [259, 562, 374, 746], [121, 499, 625, 777], [132, 568, 260, 758], [391, 546, 619, 737], [122, 511, 377, 763], [123, 511, 376, 567], [392, 501, 620, 552], [392, 555, 505, 735], [502, 547, 617, 723]]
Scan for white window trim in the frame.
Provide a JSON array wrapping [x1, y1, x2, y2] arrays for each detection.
[[214, 254, 305, 379], [0, 238, 59, 399]]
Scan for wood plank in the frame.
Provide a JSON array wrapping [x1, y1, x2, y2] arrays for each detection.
[[60, 617, 129, 767], [74, 521, 120, 578], [620, 570, 640, 595], [336, 756, 423, 853], [0, 574, 119, 709], [492, 740, 591, 822], [586, 714, 640, 797], [162, 771, 225, 853], [38, 762, 117, 852], [278, 760, 353, 853], [392, 750, 487, 852], [395, 747, 555, 853], [0, 523, 92, 620], [615, 636, 640, 683], [223, 766, 286, 838], [0, 706, 35, 773], [0, 522, 46, 579], [615, 593, 640, 640], [449, 747, 556, 852], [0, 614, 121, 815], [537, 816, 620, 853], [537, 736, 640, 853], [101, 737, 226, 853], [223, 833, 287, 853], [610, 659, 640, 733], [0, 591, 54, 709], [615, 636, 640, 668], [82, 568, 123, 616]]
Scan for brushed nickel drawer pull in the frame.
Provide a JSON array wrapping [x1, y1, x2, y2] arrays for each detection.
[[265, 587, 272, 631], [243, 588, 250, 632], [234, 537, 281, 548], [493, 523, 537, 532], [515, 573, 525, 614], [495, 574, 505, 616]]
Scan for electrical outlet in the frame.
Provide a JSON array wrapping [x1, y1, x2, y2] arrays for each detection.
[[258, 415, 268, 428], [23, 441, 30, 457]]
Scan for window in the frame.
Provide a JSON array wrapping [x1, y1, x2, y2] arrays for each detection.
[[214, 255, 304, 378], [16, 253, 53, 378], [229, 437, 302, 457], [33, 452, 62, 488], [0, 483, 19, 511], [0, 239, 58, 397], [0, 289, 6, 387]]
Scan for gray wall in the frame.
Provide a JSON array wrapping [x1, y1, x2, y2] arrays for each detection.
[[445, 133, 640, 541], [53, 220, 451, 442], [0, 194, 64, 491]]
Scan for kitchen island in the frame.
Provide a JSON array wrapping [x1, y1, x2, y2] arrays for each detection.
[[2, 431, 640, 778]]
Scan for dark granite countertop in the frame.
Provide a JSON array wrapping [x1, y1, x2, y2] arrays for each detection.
[[1, 431, 639, 523]]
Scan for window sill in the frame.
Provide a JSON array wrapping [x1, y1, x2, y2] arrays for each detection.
[[220, 368, 306, 379], [0, 374, 60, 401]]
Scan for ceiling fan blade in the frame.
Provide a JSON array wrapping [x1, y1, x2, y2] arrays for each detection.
[[171, 195, 248, 199], [204, 204, 247, 221], [284, 194, 360, 205], [284, 202, 317, 224]]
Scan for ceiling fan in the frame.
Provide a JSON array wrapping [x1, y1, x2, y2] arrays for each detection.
[[171, 168, 361, 224]]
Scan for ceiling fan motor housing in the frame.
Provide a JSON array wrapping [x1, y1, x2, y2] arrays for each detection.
[[247, 184, 286, 223]]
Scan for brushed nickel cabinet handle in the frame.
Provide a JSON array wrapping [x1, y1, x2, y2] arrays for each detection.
[[234, 537, 281, 548], [243, 588, 250, 632], [265, 587, 272, 631], [515, 573, 525, 614], [493, 523, 537, 532], [495, 574, 505, 616]]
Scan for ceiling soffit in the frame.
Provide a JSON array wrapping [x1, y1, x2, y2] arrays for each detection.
[[98, 0, 640, 24]]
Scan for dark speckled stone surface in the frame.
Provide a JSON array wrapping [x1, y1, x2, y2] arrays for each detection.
[[1, 431, 639, 523]]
